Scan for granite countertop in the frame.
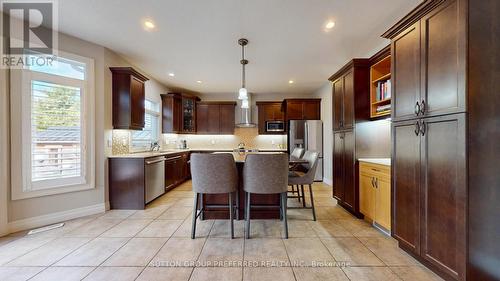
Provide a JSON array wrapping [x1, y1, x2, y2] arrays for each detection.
[[358, 158, 391, 166], [108, 148, 288, 159]]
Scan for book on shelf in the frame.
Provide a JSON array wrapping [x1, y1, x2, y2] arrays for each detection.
[[376, 104, 391, 113], [375, 79, 392, 101]]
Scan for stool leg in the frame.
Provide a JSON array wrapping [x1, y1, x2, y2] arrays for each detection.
[[296, 185, 301, 202], [245, 192, 251, 239], [282, 192, 288, 239], [309, 184, 316, 221], [200, 194, 204, 220], [235, 189, 240, 220], [301, 185, 306, 207], [229, 192, 234, 239], [191, 193, 199, 239]]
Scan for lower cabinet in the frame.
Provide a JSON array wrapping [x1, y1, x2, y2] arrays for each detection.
[[165, 152, 190, 191], [359, 162, 391, 231]]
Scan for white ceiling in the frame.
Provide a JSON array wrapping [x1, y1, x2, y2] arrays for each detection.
[[57, 0, 421, 95]]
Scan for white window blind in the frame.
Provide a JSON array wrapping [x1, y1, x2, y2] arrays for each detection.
[[131, 100, 160, 150]]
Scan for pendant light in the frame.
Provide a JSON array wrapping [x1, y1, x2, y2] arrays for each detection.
[[238, 38, 249, 100]]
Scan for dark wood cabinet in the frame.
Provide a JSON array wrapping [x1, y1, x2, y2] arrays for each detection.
[[110, 67, 149, 130], [196, 102, 236, 134], [165, 152, 190, 191], [282, 99, 321, 121], [333, 132, 344, 200], [161, 93, 199, 134], [329, 60, 370, 131], [256, 102, 285, 135]]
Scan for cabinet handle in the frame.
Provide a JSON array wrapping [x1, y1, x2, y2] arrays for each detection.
[[420, 120, 426, 136], [340, 120, 344, 128], [375, 178, 378, 188], [414, 121, 420, 136], [371, 168, 381, 172], [420, 100, 426, 115], [371, 177, 375, 188], [414, 101, 421, 116]]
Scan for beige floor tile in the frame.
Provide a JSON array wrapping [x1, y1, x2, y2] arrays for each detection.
[[189, 267, 242, 281], [359, 237, 419, 266], [30, 267, 95, 281], [173, 218, 214, 238], [151, 238, 206, 264], [129, 205, 171, 219], [0, 236, 19, 247], [64, 218, 123, 237], [136, 267, 193, 281], [7, 237, 90, 266], [209, 220, 245, 238], [336, 219, 385, 238], [293, 267, 349, 281], [244, 238, 289, 265], [82, 266, 143, 281], [99, 210, 136, 219], [100, 219, 152, 237], [172, 197, 196, 207], [197, 238, 244, 263], [342, 266, 400, 281], [288, 209, 320, 221], [103, 237, 167, 266], [390, 266, 444, 281], [0, 266, 45, 281], [165, 190, 194, 198], [314, 208, 335, 220], [55, 237, 129, 266], [287, 220, 317, 238], [328, 207, 354, 219], [248, 220, 283, 238], [136, 220, 184, 238], [321, 238, 384, 266], [0, 236, 54, 265], [158, 206, 193, 220], [243, 267, 295, 281], [283, 238, 335, 266], [24, 217, 98, 238], [311, 220, 352, 237], [313, 197, 338, 207]]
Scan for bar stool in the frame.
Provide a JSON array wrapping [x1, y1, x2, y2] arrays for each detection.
[[243, 153, 289, 239], [190, 153, 238, 239], [288, 151, 320, 221], [289, 147, 305, 202]]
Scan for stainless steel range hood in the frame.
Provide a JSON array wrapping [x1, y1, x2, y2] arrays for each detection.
[[236, 94, 256, 128]]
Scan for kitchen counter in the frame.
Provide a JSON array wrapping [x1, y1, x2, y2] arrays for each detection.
[[358, 158, 391, 166], [108, 148, 287, 158]]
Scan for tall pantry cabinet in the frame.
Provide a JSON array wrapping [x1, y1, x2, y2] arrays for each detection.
[[383, 0, 499, 280]]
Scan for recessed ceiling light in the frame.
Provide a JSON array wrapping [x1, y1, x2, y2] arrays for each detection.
[[144, 20, 155, 30], [289, 80, 294, 84], [325, 21, 335, 29], [168, 72, 175, 77], [196, 80, 202, 84]]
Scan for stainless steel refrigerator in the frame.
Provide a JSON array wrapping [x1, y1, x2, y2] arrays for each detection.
[[288, 120, 323, 181]]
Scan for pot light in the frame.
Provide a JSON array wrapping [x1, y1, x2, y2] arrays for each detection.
[[325, 21, 335, 29], [288, 80, 294, 84], [144, 20, 156, 30], [168, 72, 175, 77], [196, 80, 202, 84]]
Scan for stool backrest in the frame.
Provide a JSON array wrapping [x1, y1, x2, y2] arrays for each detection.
[[300, 151, 320, 184], [291, 147, 305, 159], [191, 153, 237, 194], [243, 153, 288, 194]]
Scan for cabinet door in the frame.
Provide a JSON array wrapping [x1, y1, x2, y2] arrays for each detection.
[[207, 105, 220, 133], [342, 130, 355, 210], [359, 172, 376, 220], [342, 71, 354, 129], [196, 104, 209, 133], [420, 114, 465, 280], [303, 101, 320, 120], [286, 101, 303, 120], [165, 159, 176, 189], [392, 22, 421, 121], [332, 78, 343, 130], [130, 76, 145, 128], [375, 176, 391, 231], [333, 132, 344, 200], [272, 104, 284, 120], [219, 104, 235, 134], [392, 120, 421, 254], [421, 0, 465, 117]]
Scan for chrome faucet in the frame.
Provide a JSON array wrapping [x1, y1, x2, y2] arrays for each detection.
[[150, 141, 160, 152], [238, 142, 245, 150]]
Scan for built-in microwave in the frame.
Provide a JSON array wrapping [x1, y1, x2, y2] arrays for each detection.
[[266, 121, 285, 132]]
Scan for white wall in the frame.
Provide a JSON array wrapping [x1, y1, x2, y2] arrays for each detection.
[[312, 82, 333, 185], [0, 54, 9, 236]]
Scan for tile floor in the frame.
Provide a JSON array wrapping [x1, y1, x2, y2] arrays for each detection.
[[0, 181, 443, 281]]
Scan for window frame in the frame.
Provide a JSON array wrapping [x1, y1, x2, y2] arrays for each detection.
[[129, 99, 160, 152], [10, 51, 95, 200]]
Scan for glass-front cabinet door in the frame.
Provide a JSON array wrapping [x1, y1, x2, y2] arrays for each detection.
[[182, 98, 196, 133]]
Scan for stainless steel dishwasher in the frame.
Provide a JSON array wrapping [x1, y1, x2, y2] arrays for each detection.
[[145, 156, 166, 204]]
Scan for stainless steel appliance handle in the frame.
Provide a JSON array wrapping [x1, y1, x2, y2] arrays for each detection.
[[145, 157, 166, 165], [166, 156, 182, 161], [304, 122, 309, 150]]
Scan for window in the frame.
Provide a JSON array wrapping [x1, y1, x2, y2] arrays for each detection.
[[10, 51, 95, 199], [130, 100, 160, 151]]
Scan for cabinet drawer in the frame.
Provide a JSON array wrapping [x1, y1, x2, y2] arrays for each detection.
[[359, 162, 390, 180]]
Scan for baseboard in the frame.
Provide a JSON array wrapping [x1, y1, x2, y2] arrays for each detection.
[[8, 203, 106, 234], [323, 177, 333, 186]]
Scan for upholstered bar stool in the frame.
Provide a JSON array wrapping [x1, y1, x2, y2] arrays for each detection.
[[288, 151, 320, 221], [190, 153, 238, 239], [289, 147, 305, 202], [243, 153, 289, 239]]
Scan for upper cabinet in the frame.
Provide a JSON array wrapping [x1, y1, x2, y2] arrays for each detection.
[[329, 59, 370, 131], [256, 102, 285, 135], [196, 102, 236, 135], [110, 67, 149, 130], [161, 93, 200, 134], [282, 99, 321, 121], [386, 0, 465, 122], [369, 46, 392, 118]]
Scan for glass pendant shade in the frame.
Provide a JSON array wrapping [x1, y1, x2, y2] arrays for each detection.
[[238, 87, 248, 100], [241, 99, 249, 109]]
